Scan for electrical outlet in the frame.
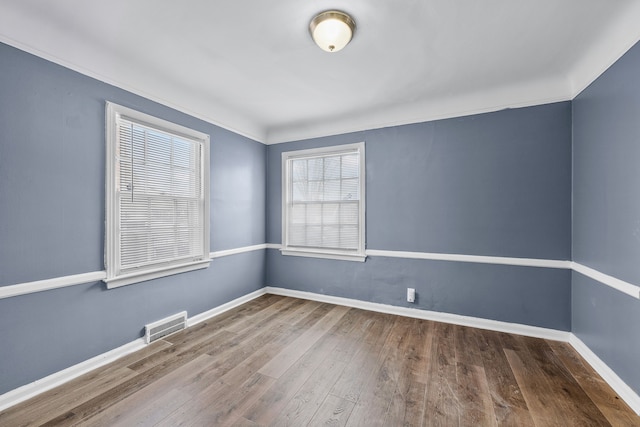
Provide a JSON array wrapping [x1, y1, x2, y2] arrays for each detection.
[[407, 288, 415, 303]]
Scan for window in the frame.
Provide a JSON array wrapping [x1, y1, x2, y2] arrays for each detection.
[[104, 102, 210, 288], [281, 142, 366, 261]]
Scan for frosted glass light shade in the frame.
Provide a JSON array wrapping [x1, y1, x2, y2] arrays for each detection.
[[309, 10, 356, 52]]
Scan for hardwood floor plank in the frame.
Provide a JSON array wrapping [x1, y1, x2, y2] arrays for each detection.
[[103, 339, 173, 367], [423, 322, 461, 427], [329, 312, 396, 402], [384, 318, 433, 427], [387, 378, 426, 427], [212, 304, 346, 392], [453, 326, 497, 427], [346, 315, 415, 426], [326, 305, 373, 337], [453, 324, 483, 367], [215, 335, 287, 388], [180, 320, 305, 397], [156, 294, 283, 349], [455, 362, 498, 427], [327, 311, 378, 364], [291, 301, 334, 329], [242, 326, 347, 425], [82, 388, 191, 427], [222, 296, 308, 334], [80, 354, 216, 426], [270, 356, 348, 426], [158, 300, 335, 413], [407, 319, 435, 381], [242, 304, 373, 422], [230, 417, 262, 427], [258, 304, 349, 378], [156, 372, 274, 427], [126, 328, 234, 373], [308, 394, 355, 427], [476, 329, 535, 426], [39, 411, 76, 426]]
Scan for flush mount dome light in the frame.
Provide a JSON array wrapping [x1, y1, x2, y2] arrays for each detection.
[[309, 10, 356, 52]]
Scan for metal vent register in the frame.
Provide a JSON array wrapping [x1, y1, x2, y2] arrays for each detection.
[[144, 311, 187, 344]]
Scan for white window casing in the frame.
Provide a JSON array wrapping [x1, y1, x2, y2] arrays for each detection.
[[105, 102, 210, 288], [281, 142, 366, 262]]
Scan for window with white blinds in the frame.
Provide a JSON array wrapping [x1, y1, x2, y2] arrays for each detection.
[[281, 142, 365, 262], [105, 102, 210, 288]]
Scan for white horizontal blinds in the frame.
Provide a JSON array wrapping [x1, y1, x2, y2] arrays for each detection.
[[116, 116, 204, 273], [288, 151, 360, 251]]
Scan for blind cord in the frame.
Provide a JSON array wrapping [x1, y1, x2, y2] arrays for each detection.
[[130, 122, 134, 203]]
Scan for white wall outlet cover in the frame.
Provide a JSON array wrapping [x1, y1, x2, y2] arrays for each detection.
[[407, 288, 416, 303]]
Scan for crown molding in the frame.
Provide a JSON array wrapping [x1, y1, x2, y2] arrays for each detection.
[[264, 81, 571, 144], [567, 3, 640, 98]]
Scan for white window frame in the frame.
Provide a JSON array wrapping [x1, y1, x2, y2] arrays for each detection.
[[104, 102, 210, 288], [281, 142, 366, 262]]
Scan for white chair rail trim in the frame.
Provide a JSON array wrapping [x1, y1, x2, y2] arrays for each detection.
[[2, 246, 639, 300], [0, 244, 268, 300]]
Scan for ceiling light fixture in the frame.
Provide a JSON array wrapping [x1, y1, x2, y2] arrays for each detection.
[[309, 10, 356, 53]]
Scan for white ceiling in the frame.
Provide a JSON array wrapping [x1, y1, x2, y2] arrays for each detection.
[[1, 1, 640, 144]]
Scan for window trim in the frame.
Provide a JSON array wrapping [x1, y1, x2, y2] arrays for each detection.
[[281, 142, 366, 262], [104, 102, 210, 288]]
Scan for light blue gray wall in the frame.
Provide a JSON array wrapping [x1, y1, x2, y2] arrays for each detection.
[[268, 251, 570, 330], [572, 40, 640, 394], [0, 42, 266, 394], [266, 102, 572, 330]]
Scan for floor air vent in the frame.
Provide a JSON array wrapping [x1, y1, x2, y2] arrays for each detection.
[[144, 311, 187, 344]]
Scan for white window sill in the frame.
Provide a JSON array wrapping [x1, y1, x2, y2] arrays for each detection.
[[104, 259, 210, 289], [280, 248, 366, 262]]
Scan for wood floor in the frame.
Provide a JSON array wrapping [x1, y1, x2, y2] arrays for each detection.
[[1, 295, 638, 426]]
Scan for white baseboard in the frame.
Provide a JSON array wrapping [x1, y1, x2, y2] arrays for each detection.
[[0, 338, 146, 412], [187, 288, 267, 326], [264, 286, 570, 342], [569, 335, 640, 415]]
